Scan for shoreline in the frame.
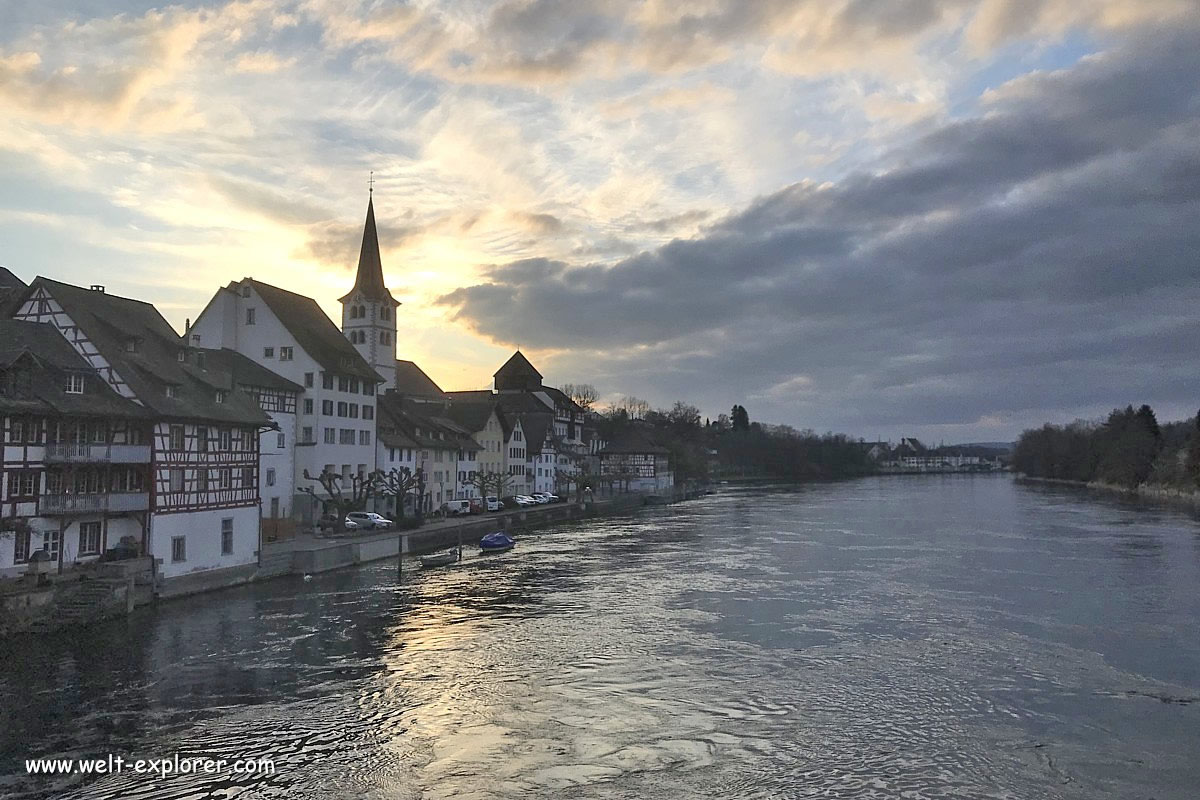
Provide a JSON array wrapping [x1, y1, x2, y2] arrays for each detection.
[[1015, 474, 1200, 509]]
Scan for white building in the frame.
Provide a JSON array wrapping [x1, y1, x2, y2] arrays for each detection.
[[188, 277, 382, 522]]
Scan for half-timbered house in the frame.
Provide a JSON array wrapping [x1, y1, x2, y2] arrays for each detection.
[[11, 279, 272, 593]]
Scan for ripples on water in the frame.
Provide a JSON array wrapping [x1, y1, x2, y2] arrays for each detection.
[[1, 476, 1199, 799]]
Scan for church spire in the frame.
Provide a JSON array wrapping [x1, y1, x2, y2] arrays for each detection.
[[339, 193, 392, 303]]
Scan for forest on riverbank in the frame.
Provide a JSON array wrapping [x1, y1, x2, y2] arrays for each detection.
[[1011, 405, 1200, 491]]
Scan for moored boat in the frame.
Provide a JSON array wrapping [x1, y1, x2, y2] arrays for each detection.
[[420, 548, 461, 568], [479, 531, 516, 553]]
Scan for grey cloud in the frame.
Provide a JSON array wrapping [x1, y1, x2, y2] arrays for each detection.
[[440, 23, 1200, 439]]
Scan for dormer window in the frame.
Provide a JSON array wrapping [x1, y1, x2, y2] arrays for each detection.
[[215, 390, 228, 404], [65, 373, 85, 394], [165, 385, 176, 398], [241, 284, 251, 298], [177, 350, 186, 362], [124, 337, 141, 353]]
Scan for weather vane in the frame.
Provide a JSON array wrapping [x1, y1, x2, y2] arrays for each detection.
[[368, 170, 374, 195]]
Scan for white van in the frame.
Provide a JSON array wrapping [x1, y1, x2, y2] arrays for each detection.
[[486, 496, 502, 512], [443, 499, 472, 516]]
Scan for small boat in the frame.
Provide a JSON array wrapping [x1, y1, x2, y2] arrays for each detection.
[[479, 531, 516, 553], [420, 547, 461, 568]]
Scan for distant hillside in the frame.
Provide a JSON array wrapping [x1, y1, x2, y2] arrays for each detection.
[[955, 442, 1014, 452]]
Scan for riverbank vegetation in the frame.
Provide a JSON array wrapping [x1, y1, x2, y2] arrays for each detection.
[[587, 393, 872, 484], [1012, 405, 1200, 491]]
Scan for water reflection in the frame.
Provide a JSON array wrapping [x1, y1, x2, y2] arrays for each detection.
[[1, 476, 1199, 799]]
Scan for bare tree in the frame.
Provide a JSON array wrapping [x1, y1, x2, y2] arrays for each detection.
[[299, 468, 377, 530], [616, 395, 650, 420], [561, 383, 599, 411], [468, 470, 513, 500], [373, 466, 422, 519]]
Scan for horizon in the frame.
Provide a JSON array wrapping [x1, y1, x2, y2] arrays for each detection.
[[3, 1, 1197, 443]]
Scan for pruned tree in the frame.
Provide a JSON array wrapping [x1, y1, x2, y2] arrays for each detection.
[[616, 395, 650, 420], [373, 466, 422, 519], [468, 470, 513, 500], [300, 468, 377, 529]]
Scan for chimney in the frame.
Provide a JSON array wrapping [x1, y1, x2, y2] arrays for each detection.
[[90, 285, 105, 293]]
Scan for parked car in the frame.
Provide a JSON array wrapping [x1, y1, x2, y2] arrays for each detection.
[[542, 492, 561, 503], [515, 495, 538, 506], [347, 511, 393, 530], [501, 496, 531, 509], [486, 496, 503, 512], [318, 513, 358, 532], [529, 493, 552, 504], [443, 499, 472, 516]]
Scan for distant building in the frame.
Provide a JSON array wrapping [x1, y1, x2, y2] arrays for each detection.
[[598, 428, 674, 493]]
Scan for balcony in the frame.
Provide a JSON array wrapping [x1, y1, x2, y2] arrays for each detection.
[[44, 443, 152, 463], [39, 492, 150, 515]]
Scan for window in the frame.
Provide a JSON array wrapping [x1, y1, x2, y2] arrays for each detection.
[[266, 467, 276, 486], [177, 350, 187, 362], [10, 470, 37, 498], [350, 379, 359, 394], [304, 398, 314, 414], [169, 425, 185, 450], [246, 307, 256, 325], [324, 427, 336, 444], [337, 402, 348, 417], [339, 428, 355, 444], [363, 406, 374, 420], [364, 382, 375, 396], [219, 468, 232, 489], [359, 430, 371, 446], [349, 403, 359, 419], [215, 390, 228, 404], [42, 530, 61, 563], [241, 466, 254, 487], [78, 522, 102, 556], [172, 536, 186, 562], [322, 399, 334, 416], [381, 331, 390, 345], [13, 529, 31, 563], [124, 338, 139, 353], [381, 307, 390, 321], [277, 432, 285, 449], [280, 347, 293, 361], [221, 519, 233, 555], [302, 426, 313, 443], [241, 284, 251, 298], [322, 372, 333, 390], [304, 372, 314, 388], [197, 468, 209, 491], [65, 373, 85, 394], [218, 428, 232, 450], [338, 376, 349, 392], [170, 468, 184, 492], [264, 346, 275, 358], [197, 426, 208, 452], [165, 385, 176, 398]]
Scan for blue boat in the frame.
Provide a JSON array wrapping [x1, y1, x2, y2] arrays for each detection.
[[480, 531, 516, 553]]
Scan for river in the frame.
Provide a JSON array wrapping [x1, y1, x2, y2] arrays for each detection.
[[2, 476, 1199, 799]]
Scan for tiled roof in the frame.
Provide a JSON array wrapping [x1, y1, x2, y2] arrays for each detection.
[[599, 427, 670, 455], [240, 279, 381, 382], [32, 278, 269, 426], [394, 359, 445, 399], [0, 320, 151, 418], [0, 266, 27, 318], [194, 348, 304, 394], [494, 350, 541, 381]]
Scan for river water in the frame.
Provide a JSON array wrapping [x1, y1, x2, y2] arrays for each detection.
[[2, 476, 1199, 799]]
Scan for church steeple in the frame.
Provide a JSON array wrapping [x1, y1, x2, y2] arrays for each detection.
[[339, 189, 399, 391], [339, 196, 391, 304]]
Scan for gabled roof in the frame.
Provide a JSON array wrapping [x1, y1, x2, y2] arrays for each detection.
[[0, 319, 153, 419], [338, 196, 398, 306], [0, 266, 27, 318], [193, 348, 304, 394], [239, 279, 381, 382], [494, 350, 541, 382], [29, 278, 269, 426], [599, 427, 670, 455], [516, 412, 553, 456], [443, 399, 497, 434], [393, 359, 445, 399]]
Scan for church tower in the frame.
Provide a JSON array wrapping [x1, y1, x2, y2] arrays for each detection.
[[339, 193, 400, 390]]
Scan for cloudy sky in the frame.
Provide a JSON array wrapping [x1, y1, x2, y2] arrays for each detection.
[[2, 1, 1197, 442]]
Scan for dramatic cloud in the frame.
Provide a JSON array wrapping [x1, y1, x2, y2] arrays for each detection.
[[440, 21, 1200, 438], [3, 1, 1198, 440]]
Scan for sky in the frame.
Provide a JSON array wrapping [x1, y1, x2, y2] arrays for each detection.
[[1, 0, 1197, 444]]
